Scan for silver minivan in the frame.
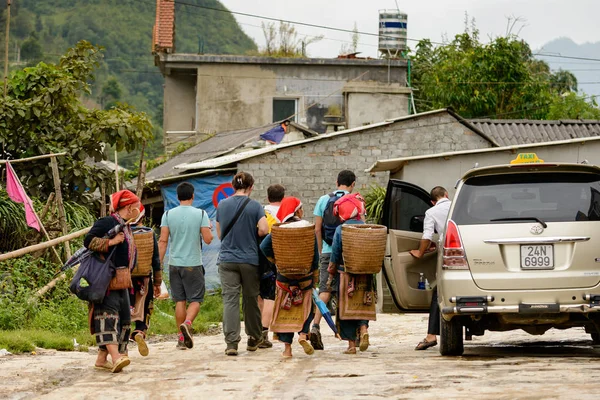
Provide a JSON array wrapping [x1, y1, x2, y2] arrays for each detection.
[[382, 154, 600, 356]]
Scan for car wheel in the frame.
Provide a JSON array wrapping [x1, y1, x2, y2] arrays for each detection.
[[440, 315, 464, 356], [592, 332, 600, 345]]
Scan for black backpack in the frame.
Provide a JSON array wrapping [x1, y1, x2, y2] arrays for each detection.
[[322, 191, 346, 246]]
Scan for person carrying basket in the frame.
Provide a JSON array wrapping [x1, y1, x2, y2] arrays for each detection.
[[260, 197, 320, 358], [327, 193, 380, 355]]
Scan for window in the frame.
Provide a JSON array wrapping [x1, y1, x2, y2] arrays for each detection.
[[453, 172, 600, 224], [273, 99, 297, 122], [383, 183, 432, 232]]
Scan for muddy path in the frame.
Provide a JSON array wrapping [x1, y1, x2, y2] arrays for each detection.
[[1, 314, 599, 399]]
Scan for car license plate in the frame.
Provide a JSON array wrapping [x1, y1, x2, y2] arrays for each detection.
[[520, 245, 554, 269]]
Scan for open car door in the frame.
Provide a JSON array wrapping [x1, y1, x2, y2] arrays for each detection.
[[382, 180, 437, 311]]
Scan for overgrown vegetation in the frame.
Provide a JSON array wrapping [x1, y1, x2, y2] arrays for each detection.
[[256, 21, 323, 58], [364, 184, 386, 224], [0, 256, 224, 354], [0, 187, 95, 252]]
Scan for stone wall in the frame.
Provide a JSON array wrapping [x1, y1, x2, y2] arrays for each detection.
[[239, 112, 493, 218]]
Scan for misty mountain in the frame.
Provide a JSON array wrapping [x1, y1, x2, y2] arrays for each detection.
[[536, 37, 600, 100]]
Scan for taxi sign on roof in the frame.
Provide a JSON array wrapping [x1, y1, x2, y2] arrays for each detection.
[[510, 153, 544, 164]]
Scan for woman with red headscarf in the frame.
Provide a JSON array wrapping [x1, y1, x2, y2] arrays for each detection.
[[327, 193, 374, 354], [84, 189, 141, 373], [259, 197, 320, 358]]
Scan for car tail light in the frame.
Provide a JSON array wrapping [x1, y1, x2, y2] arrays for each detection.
[[442, 220, 469, 270]]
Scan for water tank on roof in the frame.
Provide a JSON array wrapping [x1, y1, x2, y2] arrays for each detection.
[[378, 9, 408, 58]]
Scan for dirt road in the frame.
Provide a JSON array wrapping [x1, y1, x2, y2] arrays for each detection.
[[1, 313, 600, 399]]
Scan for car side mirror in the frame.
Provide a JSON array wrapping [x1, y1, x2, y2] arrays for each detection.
[[409, 215, 425, 232]]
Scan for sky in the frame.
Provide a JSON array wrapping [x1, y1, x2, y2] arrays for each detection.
[[218, 0, 600, 58]]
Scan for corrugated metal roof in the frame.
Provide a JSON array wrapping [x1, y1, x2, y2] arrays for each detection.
[[144, 122, 317, 183], [468, 119, 600, 147]]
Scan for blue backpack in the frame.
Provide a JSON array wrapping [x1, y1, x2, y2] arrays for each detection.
[[322, 191, 346, 246]]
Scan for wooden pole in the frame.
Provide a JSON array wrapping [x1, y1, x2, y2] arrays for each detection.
[[100, 180, 106, 217], [0, 227, 90, 262], [39, 192, 56, 222], [114, 150, 119, 190], [0, 152, 68, 164], [50, 156, 71, 259], [135, 140, 147, 199], [36, 216, 63, 264], [3, 0, 11, 97], [33, 266, 77, 299]]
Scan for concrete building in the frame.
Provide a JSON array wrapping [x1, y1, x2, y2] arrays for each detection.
[[156, 54, 411, 146]]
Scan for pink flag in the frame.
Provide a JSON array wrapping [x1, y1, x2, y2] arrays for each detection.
[[5, 162, 41, 231]]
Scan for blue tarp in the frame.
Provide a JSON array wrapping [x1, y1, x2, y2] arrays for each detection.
[[259, 124, 286, 144], [160, 174, 235, 289]]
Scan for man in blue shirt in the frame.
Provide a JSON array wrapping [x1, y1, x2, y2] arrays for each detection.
[[309, 170, 356, 350], [159, 182, 213, 350]]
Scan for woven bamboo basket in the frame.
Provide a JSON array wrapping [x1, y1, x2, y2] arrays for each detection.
[[341, 224, 387, 274], [271, 223, 315, 277], [132, 231, 154, 277]]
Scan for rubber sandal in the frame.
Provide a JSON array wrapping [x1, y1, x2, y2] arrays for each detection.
[[111, 356, 130, 373], [359, 333, 370, 352], [94, 361, 113, 370], [343, 348, 357, 355], [298, 338, 314, 355], [135, 334, 149, 357], [415, 338, 438, 350]]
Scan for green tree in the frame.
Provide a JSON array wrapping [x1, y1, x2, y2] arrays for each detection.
[[101, 76, 123, 110], [550, 69, 578, 94], [547, 93, 600, 120], [20, 33, 43, 64], [0, 41, 153, 201], [412, 30, 557, 119], [411, 26, 600, 120]]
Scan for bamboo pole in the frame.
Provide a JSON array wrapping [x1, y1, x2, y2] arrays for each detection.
[[136, 161, 147, 199], [3, 0, 11, 97], [39, 192, 55, 222], [0, 152, 68, 164], [135, 140, 147, 199], [0, 227, 90, 262], [114, 150, 119, 190], [33, 267, 77, 299], [100, 181, 106, 217], [50, 156, 71, 259]]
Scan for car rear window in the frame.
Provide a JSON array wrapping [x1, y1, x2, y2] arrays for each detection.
[[452, 172, 600, 225]]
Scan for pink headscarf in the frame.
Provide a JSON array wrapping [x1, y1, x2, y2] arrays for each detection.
[[334, 193, 366, 222]]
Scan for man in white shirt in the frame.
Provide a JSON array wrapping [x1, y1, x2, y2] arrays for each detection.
[[410, 186, 451, 351]]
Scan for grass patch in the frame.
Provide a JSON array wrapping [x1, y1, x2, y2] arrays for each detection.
[[0, 330, 96, 353], [0, 256, 226, 353]]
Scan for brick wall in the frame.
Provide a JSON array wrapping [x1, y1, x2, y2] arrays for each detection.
[[239, 112, 493, 218]]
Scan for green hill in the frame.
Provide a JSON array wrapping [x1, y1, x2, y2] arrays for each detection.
[[1, 0, 257, 165]]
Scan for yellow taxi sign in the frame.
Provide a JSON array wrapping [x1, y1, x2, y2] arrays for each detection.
[[510, 153, 544, 164]]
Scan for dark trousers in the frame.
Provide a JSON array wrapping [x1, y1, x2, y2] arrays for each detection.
[[219, 262, 263, 348], [427, 288, 440, 335]]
